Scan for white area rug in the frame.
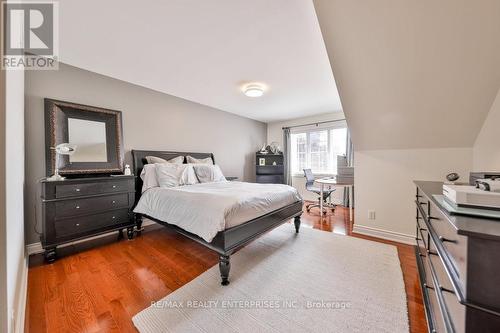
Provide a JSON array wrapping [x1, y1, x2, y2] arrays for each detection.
[[133, 224, 409, 333]]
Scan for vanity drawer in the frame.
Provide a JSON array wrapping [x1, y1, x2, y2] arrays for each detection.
[[54, 209, 131, 239], [55, 193, 129, 218], [428, 203, 468, 283], [55, 180, 131, 198]]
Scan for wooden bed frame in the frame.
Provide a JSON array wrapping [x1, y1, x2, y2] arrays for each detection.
[[132, 150, 303, 285]]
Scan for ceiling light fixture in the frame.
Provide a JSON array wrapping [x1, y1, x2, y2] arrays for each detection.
[[244, 84, 265, 97]]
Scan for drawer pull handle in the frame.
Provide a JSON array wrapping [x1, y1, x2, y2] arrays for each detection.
[[424, 283, 434, 290], [439, 286, 455, 294], [427, 250, 438, 256], [419, 227, 427, 232], [418, 202, 427, 205], [76, 223, 80, 227], [112, 185, 117, 189], [112, 200, 116, 204], [112, 216, 116, 219], [418, 253, 426, 258], [429, 216, 440, 220], [75, 188, 81, 192], [439, 236, 457, 244], [76, 205, 80, 209]]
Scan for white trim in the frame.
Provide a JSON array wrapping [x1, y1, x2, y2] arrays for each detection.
[[26, 219, 157, 255], [352, 224, 416, 246], [26, 242, 43, 256], [14, 256, 28, 333]]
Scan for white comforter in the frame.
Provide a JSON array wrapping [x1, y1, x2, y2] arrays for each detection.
[[133, 181, 302, 242]]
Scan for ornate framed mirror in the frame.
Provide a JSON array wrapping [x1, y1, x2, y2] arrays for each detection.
[[44, 98, 124, 176]]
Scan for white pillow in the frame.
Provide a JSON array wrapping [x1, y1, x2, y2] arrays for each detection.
[[193, 164, 226, 183], [156, 163, 198, 188], [140, 164, 159, 193], [186, 155, 213, 165], [145, 155, 184, 164]]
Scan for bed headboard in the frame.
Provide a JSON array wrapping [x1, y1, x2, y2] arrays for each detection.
[[131, 150, 215, 202]]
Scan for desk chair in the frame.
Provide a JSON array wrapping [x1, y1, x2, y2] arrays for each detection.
[[303, 169, 336, 214]]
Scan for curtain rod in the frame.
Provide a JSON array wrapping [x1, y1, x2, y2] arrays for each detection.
[[282, 118, 346, 130]]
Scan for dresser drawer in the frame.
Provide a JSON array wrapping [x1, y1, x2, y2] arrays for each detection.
[[55, 180, 131, 198], [427, 285, 447, 333], [55, 193, 129, 218], [256, 175, 284, 184], [417, 218, 429, 249], [428, 202, 468, 283], [428, 237, 455, 293], [442, 287, 466, 333], [54, 209, 131, 238], [256, 165, 284, 175]]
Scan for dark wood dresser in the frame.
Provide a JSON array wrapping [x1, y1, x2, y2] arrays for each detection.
[[256, 153, 284, 184], [41, 176, 136, 262], [414, 181, 500, 333]]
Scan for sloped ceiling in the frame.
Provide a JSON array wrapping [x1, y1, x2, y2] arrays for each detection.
[[56, 0, 342, 123], [313, 0, 500, 150]]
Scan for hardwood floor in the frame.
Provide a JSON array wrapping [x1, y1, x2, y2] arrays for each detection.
[[26, 205, 426, 333]]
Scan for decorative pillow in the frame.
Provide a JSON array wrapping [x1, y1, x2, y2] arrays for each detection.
[[140, 164, 159, 193], [186, 155, 213, 165], [145, 155, 184, 164], [193, 164, 226, 183], [155, 163, 198, 188]]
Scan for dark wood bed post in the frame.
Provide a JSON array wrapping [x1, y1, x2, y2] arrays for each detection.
[[294, 215, 302, 233], [219, 255, 231, 286], [135, 213, 144, 235]]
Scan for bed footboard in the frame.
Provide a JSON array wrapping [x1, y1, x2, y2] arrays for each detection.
[[134, 201, 303, 286]]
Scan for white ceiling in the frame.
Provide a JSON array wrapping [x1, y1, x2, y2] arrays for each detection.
[[314, 0, 500, 150], [57, 0, 342, 123]]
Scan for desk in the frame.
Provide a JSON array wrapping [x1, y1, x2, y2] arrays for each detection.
[[314, 178, 353, 221]]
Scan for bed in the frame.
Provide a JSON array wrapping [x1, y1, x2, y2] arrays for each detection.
[[132, 150, 303, 285]]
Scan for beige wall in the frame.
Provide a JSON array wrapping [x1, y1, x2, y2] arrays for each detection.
[[473, 88, 500, 171], [354, 148, 473, 243], [25, 63, 267, 244], [267, 112, 345, 202]]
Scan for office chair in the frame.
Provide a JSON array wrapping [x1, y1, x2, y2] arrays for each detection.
[[303, 169, 336, 214]]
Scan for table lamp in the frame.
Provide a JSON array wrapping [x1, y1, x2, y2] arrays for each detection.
[[47, 143, 77, 181]]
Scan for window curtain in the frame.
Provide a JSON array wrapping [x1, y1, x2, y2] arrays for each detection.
[[343, 130, 354, 207], [283, 127, 292, 185]]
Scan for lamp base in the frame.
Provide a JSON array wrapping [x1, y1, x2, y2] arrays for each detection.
[[46, 174, 66, 182]]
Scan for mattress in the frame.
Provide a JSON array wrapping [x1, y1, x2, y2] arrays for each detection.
[[133, 181, 302, 242]]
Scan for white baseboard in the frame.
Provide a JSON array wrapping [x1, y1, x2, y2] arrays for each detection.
[[26, 242, 43, 256], [352, 224, 416, 245], [13, 255, 28, 333], [26, 219, 156, 256]]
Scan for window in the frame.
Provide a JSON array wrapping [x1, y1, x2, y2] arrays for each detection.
[[290, 124, 347, 175]]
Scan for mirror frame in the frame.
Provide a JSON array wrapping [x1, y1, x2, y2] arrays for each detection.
[[44, 98, 124, 176]]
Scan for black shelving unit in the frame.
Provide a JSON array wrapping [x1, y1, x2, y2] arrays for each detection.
[[256, 153, 284, 184]]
